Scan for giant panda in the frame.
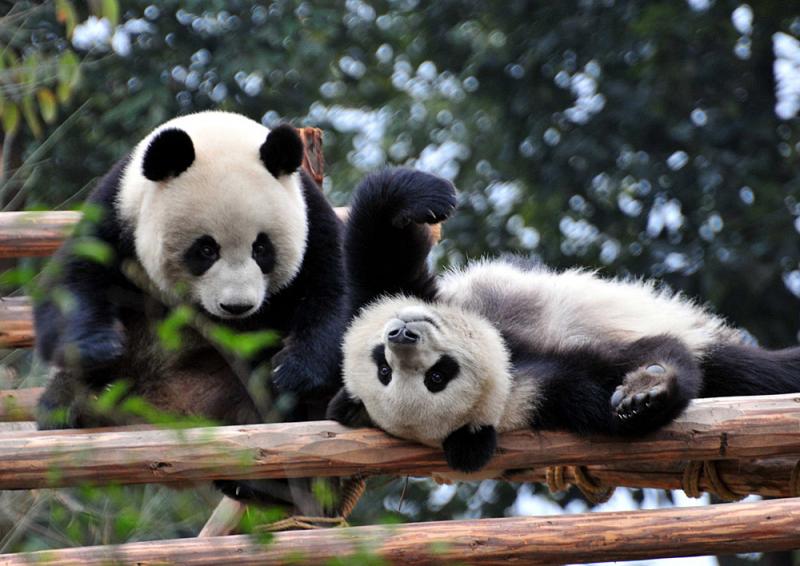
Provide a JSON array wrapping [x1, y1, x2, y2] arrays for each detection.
[[328, 171, 800, 473], [34, 111, 348, 506]]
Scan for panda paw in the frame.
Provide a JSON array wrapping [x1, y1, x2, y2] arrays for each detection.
[[271, 347, 335, 399], [389, 170, 457, 228], [61, 324, 126, 370], [611, 363, 681, 434]]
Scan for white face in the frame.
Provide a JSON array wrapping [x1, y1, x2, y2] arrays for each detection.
[[117, 111, 308, 320], [342, 296, 513, 446]]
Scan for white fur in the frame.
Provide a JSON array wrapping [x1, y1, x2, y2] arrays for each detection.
[[343, 296, 513, 446], [116, 111, 308, 318], [438, 259, 742, 356], [343, 258, 745, 445]]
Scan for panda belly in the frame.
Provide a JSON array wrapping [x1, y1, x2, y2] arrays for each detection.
[[437, 259, 741, 357], [105, 312, 262, 425]]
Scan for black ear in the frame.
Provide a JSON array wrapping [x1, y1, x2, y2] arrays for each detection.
[[260, 124, 304, 178], [442, 424, 497, 473], [142, 128, 195, 181], [326, 387, 374, 428]]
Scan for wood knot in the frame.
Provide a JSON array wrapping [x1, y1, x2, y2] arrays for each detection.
[[148, 461, 172, 474]]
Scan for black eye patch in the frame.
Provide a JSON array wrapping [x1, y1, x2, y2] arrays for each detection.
[[183, 235, 219, 276], [252, 232, 276, 274], [424, 354, 460, 393], [372, 344, 392, 386]]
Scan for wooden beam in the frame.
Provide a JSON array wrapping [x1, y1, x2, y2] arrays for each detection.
[[1, 394, 800, 489], [3, 497, 800, 565], [0, 387, 41, 421], [0, 211, 81, 259]]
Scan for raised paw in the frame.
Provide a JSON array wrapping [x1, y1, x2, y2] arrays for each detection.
[[389, 170, 457, 228], [611, 363, 680, 434]]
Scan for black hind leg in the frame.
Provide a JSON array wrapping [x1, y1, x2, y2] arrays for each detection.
[[611, 335, 702, 434]]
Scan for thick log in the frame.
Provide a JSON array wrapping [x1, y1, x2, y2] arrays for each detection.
[[3, 497, 800, 565], [0, 386, 41, 421], [0, 211, 82, 259], [1, 394, 800, 489]]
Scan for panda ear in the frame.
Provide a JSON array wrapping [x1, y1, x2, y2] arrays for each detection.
[[442, 423, 497, 473], [142, 128, 195, 181], [326, 387, 374, 428], [260, 124, 304, 178]]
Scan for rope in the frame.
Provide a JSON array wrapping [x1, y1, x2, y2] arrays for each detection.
[[571, 466, 615, 504], [703, 461, 745, 502], [681, 460, 744, 501], [545, 466, 568, 493], [545, 466, 615, 504], [681, 460, 703, 498], [338, 475, 367, 519]]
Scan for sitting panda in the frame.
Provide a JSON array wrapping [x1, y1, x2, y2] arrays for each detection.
[[328, 171, 800, 473], [34, 110, 352, 507], [35, 111, 347, 429]]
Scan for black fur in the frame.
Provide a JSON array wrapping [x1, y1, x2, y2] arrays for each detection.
[[260, 124, 304, 178], [443, 424, 497, 473], [325, 387, 374, 428], [424, 354, 460, 393], [251, 232, 276, 274], [142, 128, 195, 181], [345, 168, 457, 310], [182, 235, 219, 276]]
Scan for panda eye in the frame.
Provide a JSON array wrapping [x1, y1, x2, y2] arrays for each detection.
[[429, 371, 443, 384], [184, 235, 219, 276], [377, 362, 392, 385], [253, 243, 267, 256]]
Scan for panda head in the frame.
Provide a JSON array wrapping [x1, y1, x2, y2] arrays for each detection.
[[329, 295, 513, 472], [117, 111, 308, 320]]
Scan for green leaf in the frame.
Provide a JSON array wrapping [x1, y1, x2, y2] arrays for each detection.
[[94, 380, 131, 412], [101, 0, 120, 26], [37, 88, 58, 124], [2, 104, 19, 136], [21, 96, 43, 138], [58, 51, 80, 89], [208, 326, 281, 359], [72, 238, 115, 265], [157, 305, 194, 351]]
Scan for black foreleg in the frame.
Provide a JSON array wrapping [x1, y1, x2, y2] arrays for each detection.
[[527, 334, 701, 437], [345, 168, 456, 309]]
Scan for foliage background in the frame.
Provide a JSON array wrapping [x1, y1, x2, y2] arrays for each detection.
[[1, 1, 799, 563]]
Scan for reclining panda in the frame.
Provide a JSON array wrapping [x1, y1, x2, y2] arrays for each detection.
[[328, 169, 800, 473]]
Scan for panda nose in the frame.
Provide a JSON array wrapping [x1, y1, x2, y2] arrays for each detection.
[[387, 326, 419, 345], [220, 303, 253, 316]]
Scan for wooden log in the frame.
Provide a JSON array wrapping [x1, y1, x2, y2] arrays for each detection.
[[0, 211, 82, 259], [0, 387, 41, 421], [0, 296, 35, 349], [3, 497, 800, 565], [2, 394, 800, 489]]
